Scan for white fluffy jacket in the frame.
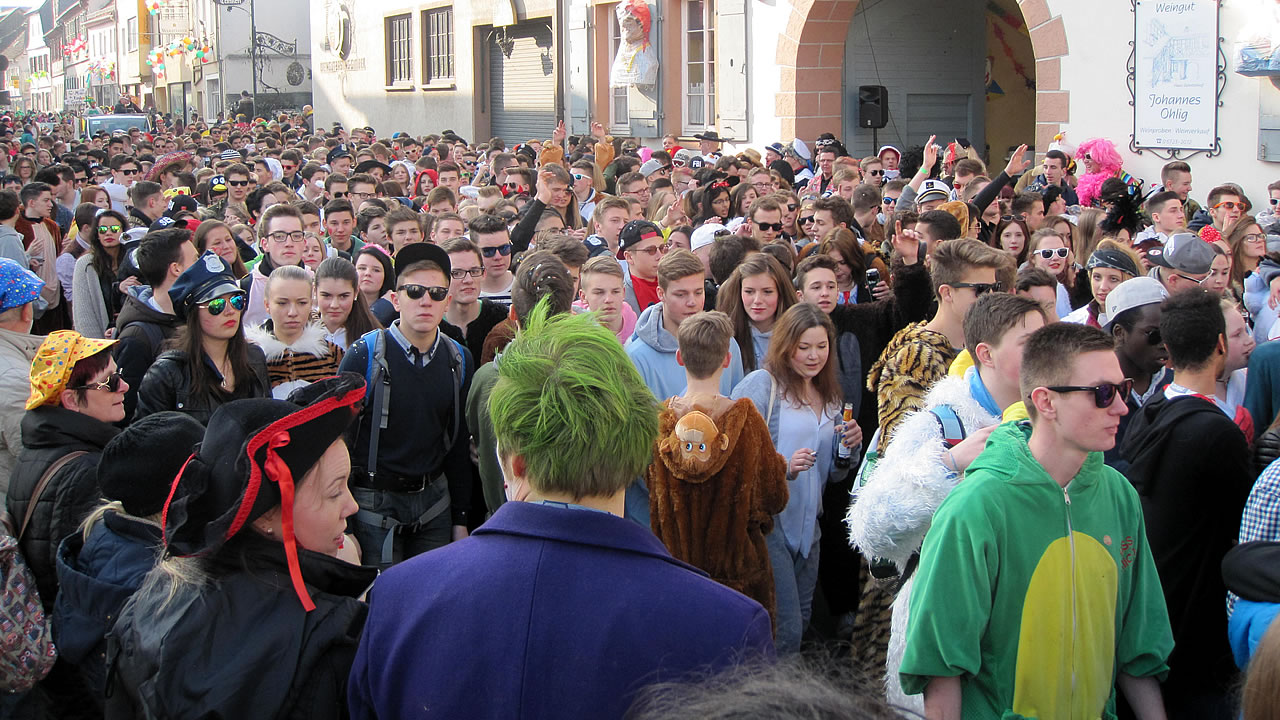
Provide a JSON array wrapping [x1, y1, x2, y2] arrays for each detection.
[[844, 371, 1000, 713]]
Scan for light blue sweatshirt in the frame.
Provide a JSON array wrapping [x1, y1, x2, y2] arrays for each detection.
[[625, 302, 745, 400]]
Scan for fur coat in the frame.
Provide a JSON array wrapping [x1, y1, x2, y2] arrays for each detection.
[[846, 372, 1000, 714], [647, 397, 788, 623]]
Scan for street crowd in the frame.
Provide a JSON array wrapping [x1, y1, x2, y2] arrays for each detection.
[[0, 106, 1272, 719]]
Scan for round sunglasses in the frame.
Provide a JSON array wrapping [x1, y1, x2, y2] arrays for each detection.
[[199, 293, 248, 315], [70, 369, 124, 393]]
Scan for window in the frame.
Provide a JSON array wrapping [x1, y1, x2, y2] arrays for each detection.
[[385, 14, 412, 87], [608, 6, 629, 132], [126, 17, 137, 53], [683, 0, 716, 132], [422, 7, 453, 85]]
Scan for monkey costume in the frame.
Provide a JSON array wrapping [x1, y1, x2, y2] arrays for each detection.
[[647, 398, 788, 623]]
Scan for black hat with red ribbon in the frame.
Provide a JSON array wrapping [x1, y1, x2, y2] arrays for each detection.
[[161, 373, 366, 611]]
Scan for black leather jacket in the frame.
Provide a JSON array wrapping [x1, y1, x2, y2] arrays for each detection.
[[1257, 426, 1280, 476], [134, 346, 270, 425], [107, 534, 376, 720], [6, 406, 120, 612]]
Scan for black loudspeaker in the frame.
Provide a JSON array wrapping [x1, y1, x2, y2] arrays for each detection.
[[858, 85, 888, 129]]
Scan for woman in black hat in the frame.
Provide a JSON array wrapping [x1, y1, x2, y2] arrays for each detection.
[[135, 251, 269, 424], [53, 411, 206, 705], [109, 374, 375, 720]]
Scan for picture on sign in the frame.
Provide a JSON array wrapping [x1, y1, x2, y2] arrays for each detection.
[[1132, 0, 1220, 151]]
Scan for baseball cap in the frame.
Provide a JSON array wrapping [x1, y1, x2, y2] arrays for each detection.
[[673, 148, 696, 167], [1146, 232, 1214, 274], [917, 179, 950, 204], [0, 257, 43, 311], [619, 220, 663, 252], [1104, 277, 1168, 330], [165, 194, 200, 219], [393, 242, 451, 282], [691, 223, 727, 252], [639, 159, 665, 177]]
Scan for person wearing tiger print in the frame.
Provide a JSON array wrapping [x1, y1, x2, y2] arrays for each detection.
[[867, 238, 1011, 446], [245, 265, 344, 399]]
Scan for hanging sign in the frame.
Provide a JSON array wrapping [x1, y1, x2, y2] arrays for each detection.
[[1132, 0, 1220, 151]]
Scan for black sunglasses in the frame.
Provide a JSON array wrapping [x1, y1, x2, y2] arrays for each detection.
[[799, 215, 816, 225], [199, 293, 247, 315], [397, 284, 448, 301], [1142, 327, 1163, 346], [228, 179, 250, 187], [756, 222, 784, 232], [332, 191, 347, 199], [481, 243, 513, 258], [70, 369, 124, 393], [949, 281, 1002, 296], [1044, 379, 1134, 408]]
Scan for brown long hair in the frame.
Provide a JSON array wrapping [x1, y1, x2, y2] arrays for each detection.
[[1226, 214, 1263, 289], [1244, 614, 1280, 720], [193, 220, 250, 279], [762, 303, 841, 413], [817, 227, 866, 287], [170, 299, 256, 401], [315, 256, 381, 342], [715, 253, 797, 372]]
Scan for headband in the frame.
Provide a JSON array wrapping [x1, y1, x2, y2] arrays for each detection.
[[1086, 248, 1140, 278]]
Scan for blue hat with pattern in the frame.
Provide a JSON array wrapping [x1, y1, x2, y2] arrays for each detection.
[[169, 251, 241, 322], [0, 257, 43, 311]]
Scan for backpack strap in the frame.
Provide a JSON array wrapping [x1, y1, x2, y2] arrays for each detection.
[[360, 329, 390, 478], [18, 450, 88, 541], [930, 405, 968, 449], [441, 337, 467, 454]]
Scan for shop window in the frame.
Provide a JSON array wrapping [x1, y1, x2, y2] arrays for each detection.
[[422, 7, 454, 85], [384, 13, 413, 88], [683, 0, 716, 133], [609, 6, 629, 133]]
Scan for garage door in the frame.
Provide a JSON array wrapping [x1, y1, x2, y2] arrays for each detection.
[[905, 93, 974, 150], [489, 21, 556, 145]]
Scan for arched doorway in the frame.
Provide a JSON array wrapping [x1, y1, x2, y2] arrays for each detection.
[[776, 0, 1069, 165]]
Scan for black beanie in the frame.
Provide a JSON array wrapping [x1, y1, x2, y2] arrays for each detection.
[[98, 412, 206, 518]]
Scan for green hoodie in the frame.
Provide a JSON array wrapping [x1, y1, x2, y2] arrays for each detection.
[[900, 422, 1172, 720]]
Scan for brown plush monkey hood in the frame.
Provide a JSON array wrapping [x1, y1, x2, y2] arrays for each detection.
[[657, 399, 760, 483]]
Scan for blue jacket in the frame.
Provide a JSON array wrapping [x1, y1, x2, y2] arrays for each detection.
[[348, 501, 774, 720], [625, 302, 745, 400], [53, 510, 162, 698], [1230, 600, 1280, 669]]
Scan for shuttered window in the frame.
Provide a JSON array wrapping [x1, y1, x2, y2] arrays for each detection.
[[423, 7, 454, 84], [684, 0, 716, 133], [385, 14, 412, 87], [609, 6, 629, 133]]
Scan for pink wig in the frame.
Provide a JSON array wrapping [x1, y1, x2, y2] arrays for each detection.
[[1075, 137, 1125, 208]]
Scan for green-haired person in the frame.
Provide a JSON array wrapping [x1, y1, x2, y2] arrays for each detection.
[[349, 300, 775, 719]]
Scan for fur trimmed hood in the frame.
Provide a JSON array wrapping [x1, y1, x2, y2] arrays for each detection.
[[846, 371, 1001, 571], [245, 322, 332, 361]]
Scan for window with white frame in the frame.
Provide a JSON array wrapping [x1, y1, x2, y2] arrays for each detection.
[[422, 7, 453, 85], [385, 14, 412, 87], [608, 6, 629, 132], [126, 17, 137, 52], [683, 0, 716, 132]]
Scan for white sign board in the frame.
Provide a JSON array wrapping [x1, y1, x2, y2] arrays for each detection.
[[1133, 0, 1219, 151]]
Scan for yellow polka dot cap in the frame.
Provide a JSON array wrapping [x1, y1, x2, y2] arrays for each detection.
[[26, 331, 117, 410]]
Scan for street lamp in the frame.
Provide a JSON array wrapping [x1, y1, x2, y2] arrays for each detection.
[[214, 0, 257, 118]]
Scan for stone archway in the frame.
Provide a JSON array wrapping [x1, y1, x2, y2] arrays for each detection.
[[776, 0, 1069, 154]]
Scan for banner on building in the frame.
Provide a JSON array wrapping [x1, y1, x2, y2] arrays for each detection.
[[1132, 0, 1220, 151]]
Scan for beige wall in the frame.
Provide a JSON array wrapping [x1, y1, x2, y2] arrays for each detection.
[[984, 0, 1035, 165]]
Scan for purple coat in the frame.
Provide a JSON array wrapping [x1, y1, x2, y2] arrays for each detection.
[[348, 501, 775, 719]]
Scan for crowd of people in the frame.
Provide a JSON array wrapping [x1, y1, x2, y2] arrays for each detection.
[[0, 105, 1276, 718]]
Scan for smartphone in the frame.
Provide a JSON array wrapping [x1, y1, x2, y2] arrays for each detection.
[[866, 268, 881, 288]]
